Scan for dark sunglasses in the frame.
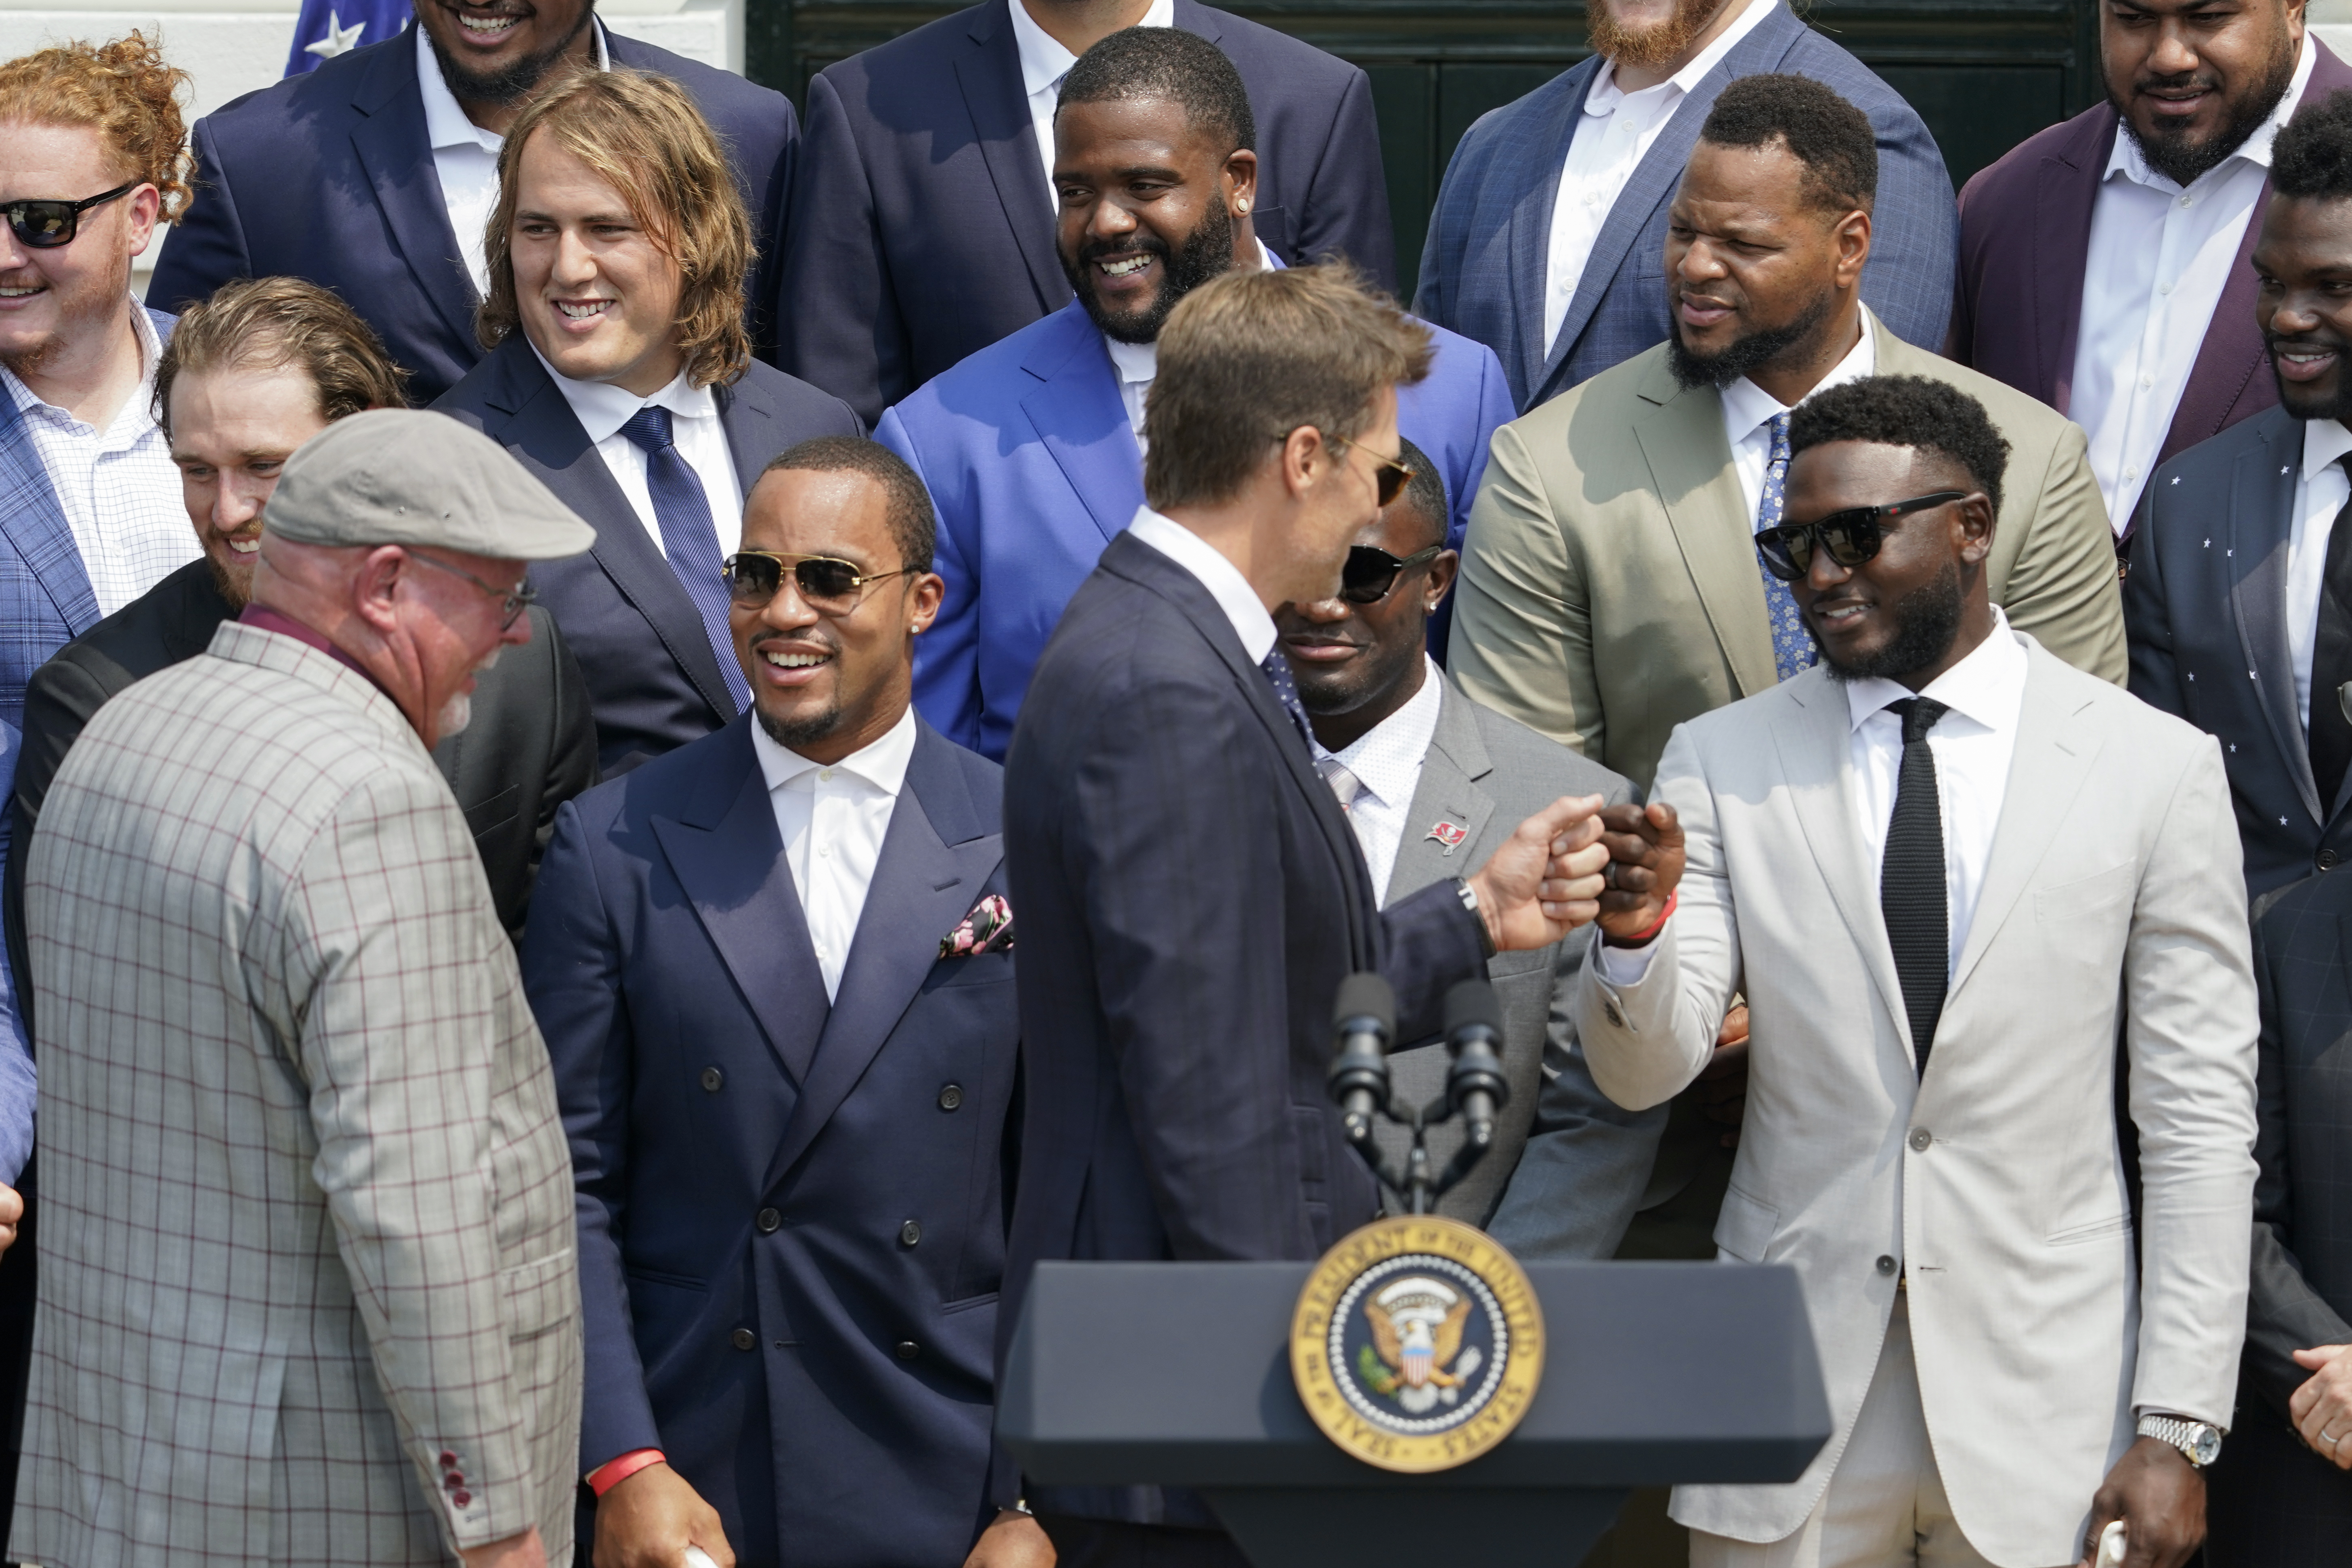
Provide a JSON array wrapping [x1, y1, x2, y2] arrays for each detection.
[[3, 181, 135, 249], [1754, 491, 1971, 583], [722, 551, 911, 612], [1341, 543, 1443, 604], [407, 550, 536, 630], [1274, 430, 1416, 508]]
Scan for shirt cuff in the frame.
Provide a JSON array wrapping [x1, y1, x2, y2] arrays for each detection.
[[1594, 935, 1659, 987], [585, 1448, 665, 1497]]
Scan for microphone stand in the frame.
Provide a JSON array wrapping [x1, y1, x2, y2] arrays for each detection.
[[1325, 976, 1511, 1216]]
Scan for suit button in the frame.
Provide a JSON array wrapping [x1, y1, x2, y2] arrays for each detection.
[[756, 1207, 781, 1233], [896, 1340, 920, 1360], [1876, 1255, 1897, 1276], [2323, 851, 2342, 872], [938, 1084, 964, 1111], [900, 1219, 923, 1247], [701, 1067, 724, 1092], [1908, 1128, 1932, 1152], [731, 1327, 756, 1351], [453, 1489, 471, 1508]]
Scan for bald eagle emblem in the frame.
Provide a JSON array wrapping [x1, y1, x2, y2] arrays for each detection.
[[1359, 1277, 1483, 1414]]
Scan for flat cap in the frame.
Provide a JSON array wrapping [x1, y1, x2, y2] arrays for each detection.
[[263, 408, 595, 560]]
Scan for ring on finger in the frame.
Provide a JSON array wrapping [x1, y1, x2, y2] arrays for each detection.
[[1605, 861, 1620, 891]]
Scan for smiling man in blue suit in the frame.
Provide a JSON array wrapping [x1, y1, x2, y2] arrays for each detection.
[[146, 0, 800, 404], [881, 27, 1515, 760], [525, 436, 1041, 1568]]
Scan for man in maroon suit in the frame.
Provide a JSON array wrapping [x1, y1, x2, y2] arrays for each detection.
[[1951, 0, 2352, 541]]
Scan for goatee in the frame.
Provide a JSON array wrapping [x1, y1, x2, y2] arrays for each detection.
[[1668, 289, 1834, 390], [426, 4, 596, 106], [759, 701, 844, 751], [1062, 198, 1234, 345], [1588, 0, 1727, 70], [2112, 40, 2296, 189]]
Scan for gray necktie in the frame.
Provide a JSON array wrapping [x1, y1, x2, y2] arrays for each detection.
[[1317, 756, 1363, 812]]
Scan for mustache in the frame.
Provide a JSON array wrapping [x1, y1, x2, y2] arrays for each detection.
[[1074, 231, 1171, 268], [2268, 331, 2350, 354], [2131, 67, 2221, 97]]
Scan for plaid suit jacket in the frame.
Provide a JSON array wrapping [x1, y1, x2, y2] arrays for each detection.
[[10, 620, 580, 1567]]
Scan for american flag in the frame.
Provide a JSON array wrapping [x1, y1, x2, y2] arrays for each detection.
[[284, 0, 410, 75]]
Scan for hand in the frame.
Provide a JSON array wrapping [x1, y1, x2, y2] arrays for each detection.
[[0, 1182, 26, 1257], [2291, 1343, 2352, 1468], [2077, 1437, 2203, 1568], [1594, 802, 1686, 944], [1465, 793, 1609, 952], [1696, 1006, 1749, 1149], [461, 1528, 547, 1568], [961, 1509, 1055, 1568], [593, 1462, 734, 1568]]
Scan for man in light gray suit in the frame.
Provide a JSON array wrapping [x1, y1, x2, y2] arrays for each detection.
[[11, 411, 590, 1568], [1274, 441, 1641, 1230], [1585, 376, 2257, 1568]]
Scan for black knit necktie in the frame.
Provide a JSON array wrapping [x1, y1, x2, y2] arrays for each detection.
[[2310, 461, 2352, 809], [1881, 697, 1949, 1079]]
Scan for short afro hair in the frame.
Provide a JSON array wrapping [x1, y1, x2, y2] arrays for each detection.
[[760, 436, 937, 574], [1697, 74, 1878, 215], [1389, 436, 1449, 549], [1057, 26, 1256, 158], [1786, 376, 2010, 519], [2274, 89, 2352, 202]]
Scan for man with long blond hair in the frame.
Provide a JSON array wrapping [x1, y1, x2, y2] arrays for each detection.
[[436, 68, 859, 777]]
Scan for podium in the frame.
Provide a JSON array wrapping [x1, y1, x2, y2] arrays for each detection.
[[999, 1259, 1832, 1567]]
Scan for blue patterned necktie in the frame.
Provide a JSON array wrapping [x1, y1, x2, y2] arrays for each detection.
[[1259, 648, 1313, 748], [1756, 411, 1817, 684], [619, 405, 748, 714]]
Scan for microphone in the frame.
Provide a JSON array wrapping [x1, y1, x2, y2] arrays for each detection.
[[1442, 979, 1510, 1163], [1327, 973, 1395, 1148]]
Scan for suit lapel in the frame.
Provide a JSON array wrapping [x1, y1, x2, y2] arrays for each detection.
[[1507, 58, 1600, 400], [0, 401, 99, 633], [2226, 416, 2323, 823], [955, 0, 1064, 314], [758, 725, 999, 1192], [348, 28, 479, 354], [2031, 112, 2112, 414], [488, 340, 736, 721], [650, 722, 831, 1086], [1384, 681, 1496, 902], [717, 377, 780, 497], [1631, 360, 1778, 697], [1768, 674, 1911, 1046], [1949, 648, 2107, 995], [1023, 308, 1145, 543]]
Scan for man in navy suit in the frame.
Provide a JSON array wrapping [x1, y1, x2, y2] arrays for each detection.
[[1000, 262, 1610, 1564], [528, 435, 1041, 1568], [435, 69, 859, 776], [1414, 0, 1957, 413], [881, 27, 1513, 760], [782, 0, 1396, 428], [146, 0, 799, 404]]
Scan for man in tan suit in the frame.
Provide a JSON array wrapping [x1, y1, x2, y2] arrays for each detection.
[[1584, 375, 2254, 1568], [10, 411, 593, 1568]]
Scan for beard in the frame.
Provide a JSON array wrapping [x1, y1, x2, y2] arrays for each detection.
[[2269, 334, 2352, 421], [1062, 198, 1235, 345], [2112, 39, 2297, 189], [1817, 559, 1966, 684], [204, 548, 254, 610], [426, 2, 596, 106], [0, 245, 134, 381], [1588, 0, 1727, 70], [757, 700, 843, 751], [1668, 288, 1836, 390], [436, 691, 474, 737]]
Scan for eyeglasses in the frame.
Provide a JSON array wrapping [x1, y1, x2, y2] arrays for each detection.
[[1341, 542, 1443, 604], [722, 551, 911, 612], [1274, 430, 1416, 509], [1754, 491, 1971, 583], [407, 550, 535, 629], [3, 181, 136, 249]]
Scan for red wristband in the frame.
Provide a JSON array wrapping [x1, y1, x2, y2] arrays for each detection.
[[586, 1448, 665, 1497], [1603, 890, 1677, 949]]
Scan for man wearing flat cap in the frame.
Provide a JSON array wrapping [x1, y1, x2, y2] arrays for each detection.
[[8, 409, 591, 1568]]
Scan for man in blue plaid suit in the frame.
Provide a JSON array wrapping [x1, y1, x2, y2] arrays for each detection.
[[1413, 0, 1958, 414]]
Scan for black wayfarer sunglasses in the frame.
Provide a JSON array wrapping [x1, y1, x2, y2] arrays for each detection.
[[3, 181, 136, 249], [722, 551, 911, 613], [1754, 491, 1971, 583], [1341, 543, 1443, 604]]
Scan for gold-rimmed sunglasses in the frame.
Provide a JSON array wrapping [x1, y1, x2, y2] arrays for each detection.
[[722, 551, 913, 613], [1271, 429, 1416, 508]]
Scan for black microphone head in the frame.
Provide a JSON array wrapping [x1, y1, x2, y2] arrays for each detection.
[[1443, 978, 1502, 1040], [1334, 972, 1397, 1037]]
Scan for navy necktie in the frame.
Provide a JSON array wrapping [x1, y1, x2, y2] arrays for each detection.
[[1259, 648, 1313, 748], [1881, 696, 1950, 1079], [2308, 458, 2352, 806], [619, 405, 748, 714], [1756, 411, 1818, 684]]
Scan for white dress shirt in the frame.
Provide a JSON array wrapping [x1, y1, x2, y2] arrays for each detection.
[[1007, 0, 1175, 199], [1541, 0, 1778, 355], [2072, 35, 2313, 532], [750, 706, 919, 1002], [417, 20, 611, 299], [1126, 505, 1276, 660], [1312, 657, 1446, 899], [1720, 317, 1876, 522], [1, 301, 197, 616], [1600, 610, 2029, 984], [2288, 417, 2352, 732], [531, 346, 745, 561]]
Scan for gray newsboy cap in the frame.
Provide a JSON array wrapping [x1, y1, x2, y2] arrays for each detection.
[[263, 409, 596, 560]]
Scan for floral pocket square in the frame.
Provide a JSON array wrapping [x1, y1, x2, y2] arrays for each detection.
[[940, 894, 1013, 958]]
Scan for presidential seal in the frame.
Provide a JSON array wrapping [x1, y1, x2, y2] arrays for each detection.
[[1290, 1214, 1544, 1473]]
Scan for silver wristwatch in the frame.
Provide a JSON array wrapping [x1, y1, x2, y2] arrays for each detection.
[[2136, 1413, 2224, 1468]]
